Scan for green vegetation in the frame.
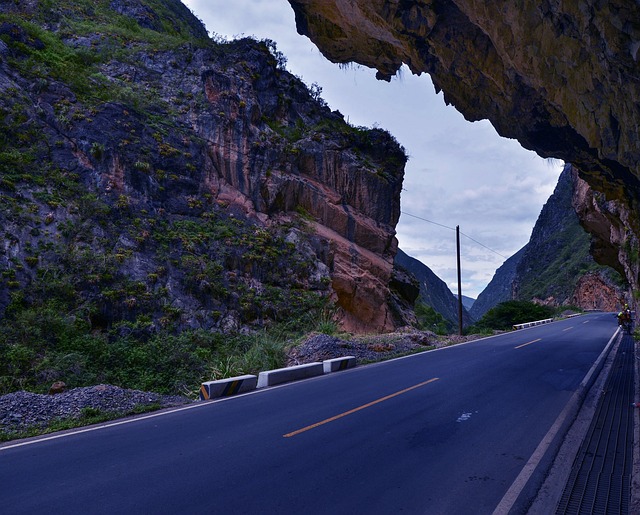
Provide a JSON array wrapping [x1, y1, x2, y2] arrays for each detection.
[[517, 224, 601, 301], [468, 301, 556, 332], [0, 0, 210, 110], [270, 116, 407, 177], [415, 302, 451, 335], [0, 295, 333, 397], [0, 202, 333, 396], [0, 0, 409, 404]]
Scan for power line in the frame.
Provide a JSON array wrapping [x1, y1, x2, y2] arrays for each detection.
[[458, 231, 508, 259], [400, 210, 509, 260], [400, 211, 456, 231]]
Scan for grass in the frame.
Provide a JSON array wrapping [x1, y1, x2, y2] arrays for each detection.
[[0, 325, 479, 442]]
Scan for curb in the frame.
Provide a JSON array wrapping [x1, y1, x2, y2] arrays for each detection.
[[631, 335, 640, 514], [323, 356, 356, 373], [513, 318, 554, 330]]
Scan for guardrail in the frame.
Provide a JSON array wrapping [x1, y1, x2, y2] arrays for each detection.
[[513, 318, 554, 330], [199, 356, 357, 400]]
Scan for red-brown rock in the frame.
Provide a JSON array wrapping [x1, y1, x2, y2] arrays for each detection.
[[48, 382, 67, 395]]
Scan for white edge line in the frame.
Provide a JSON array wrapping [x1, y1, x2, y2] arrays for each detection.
[[0, 337, 477, 451], [0, 397, 235, 451]]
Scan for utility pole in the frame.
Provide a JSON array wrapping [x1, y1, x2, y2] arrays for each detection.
[[456, 225, 463, 336]]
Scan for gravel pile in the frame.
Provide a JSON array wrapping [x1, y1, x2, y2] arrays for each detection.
[[0, 384, 191, 436], [286, 330, 471, 366]]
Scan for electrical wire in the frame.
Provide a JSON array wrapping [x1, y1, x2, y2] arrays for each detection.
[[400, 210, 509, 260], [400, 211, 456, 231]]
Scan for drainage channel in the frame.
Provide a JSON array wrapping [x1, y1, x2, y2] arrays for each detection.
[[556, 333, 634, 515]]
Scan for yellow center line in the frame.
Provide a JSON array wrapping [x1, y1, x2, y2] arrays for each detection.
[[562, 326, 573, 331], [283, 377, 440, 438], [515, 338, 542, 349]]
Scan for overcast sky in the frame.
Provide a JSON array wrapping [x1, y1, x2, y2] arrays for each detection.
[[183, 0, 564, 298]]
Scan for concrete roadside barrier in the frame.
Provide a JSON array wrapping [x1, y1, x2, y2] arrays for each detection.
[[257, 362, 323, 388], [513, 318, 554, 330], [200, 374, 258, 400], [323, 356, 356, 373]]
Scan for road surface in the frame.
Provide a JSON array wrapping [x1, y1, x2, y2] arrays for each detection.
[[0, 312, 618, 514]]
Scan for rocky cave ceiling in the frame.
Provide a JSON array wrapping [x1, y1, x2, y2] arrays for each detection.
[[287, 0, 640, 291]]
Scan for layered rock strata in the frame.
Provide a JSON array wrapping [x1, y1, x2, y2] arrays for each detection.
[[0, 0, 408, 333]]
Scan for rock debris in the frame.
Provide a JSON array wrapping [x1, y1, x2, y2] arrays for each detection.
[[0, 384, 191, 437]]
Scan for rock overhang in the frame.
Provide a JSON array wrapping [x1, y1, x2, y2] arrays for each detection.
[[287, 0, 640, 291]]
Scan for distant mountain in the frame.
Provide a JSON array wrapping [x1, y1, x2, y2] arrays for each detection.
[[454, 295, 476, 311], [470, 164, 624, 320], [395, 249, 472, 327], [469, 248, 525, 320]]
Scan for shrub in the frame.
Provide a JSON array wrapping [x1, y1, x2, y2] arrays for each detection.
[[415, 302, 451, 335], [469, 301, 555, 332]]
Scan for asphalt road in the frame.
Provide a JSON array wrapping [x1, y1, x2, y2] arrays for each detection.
[[0, 312, 618, 514]]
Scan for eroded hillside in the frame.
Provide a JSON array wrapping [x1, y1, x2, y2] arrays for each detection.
[[0, 0, 414, 392]]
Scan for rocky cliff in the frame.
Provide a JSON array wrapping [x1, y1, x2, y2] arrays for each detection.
[[469, 247, 524, 320], [0, 0, 410, 336], [471, 164, 624, 319], [287, 0, 640, 302]]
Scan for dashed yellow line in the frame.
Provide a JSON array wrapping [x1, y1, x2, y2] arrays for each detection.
[[515, 338, 542, 349], [283, 378, 440, 438]]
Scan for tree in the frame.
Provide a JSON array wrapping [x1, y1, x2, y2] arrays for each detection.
[[472, 301, 554, 331], [415, 302, 451, 335]]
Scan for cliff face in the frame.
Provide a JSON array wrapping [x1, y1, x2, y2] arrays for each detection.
[[287, 0, 640, 300], [471, 165, 624, 319], [572, 169, 640, 296], [469, 247, 524, 321], [513, 164, 600, 304], [0, 0, 408, 334]]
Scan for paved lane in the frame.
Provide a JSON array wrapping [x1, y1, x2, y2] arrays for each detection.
[[0, 313, 618, 514]]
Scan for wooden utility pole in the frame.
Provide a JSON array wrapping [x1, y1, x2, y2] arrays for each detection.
[[456, 225, 463, 336]]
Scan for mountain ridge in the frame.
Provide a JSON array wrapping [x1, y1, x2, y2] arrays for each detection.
[[471, 165, 624, 319]]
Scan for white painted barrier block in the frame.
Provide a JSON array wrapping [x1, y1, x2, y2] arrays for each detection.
[[257, 363, 324, 388], [323, 356, 356, 373], [200, 374, 257, 400], [513, 318, 553, 330]]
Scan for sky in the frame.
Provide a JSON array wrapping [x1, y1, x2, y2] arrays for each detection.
[[182, 0, 564, 299]]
